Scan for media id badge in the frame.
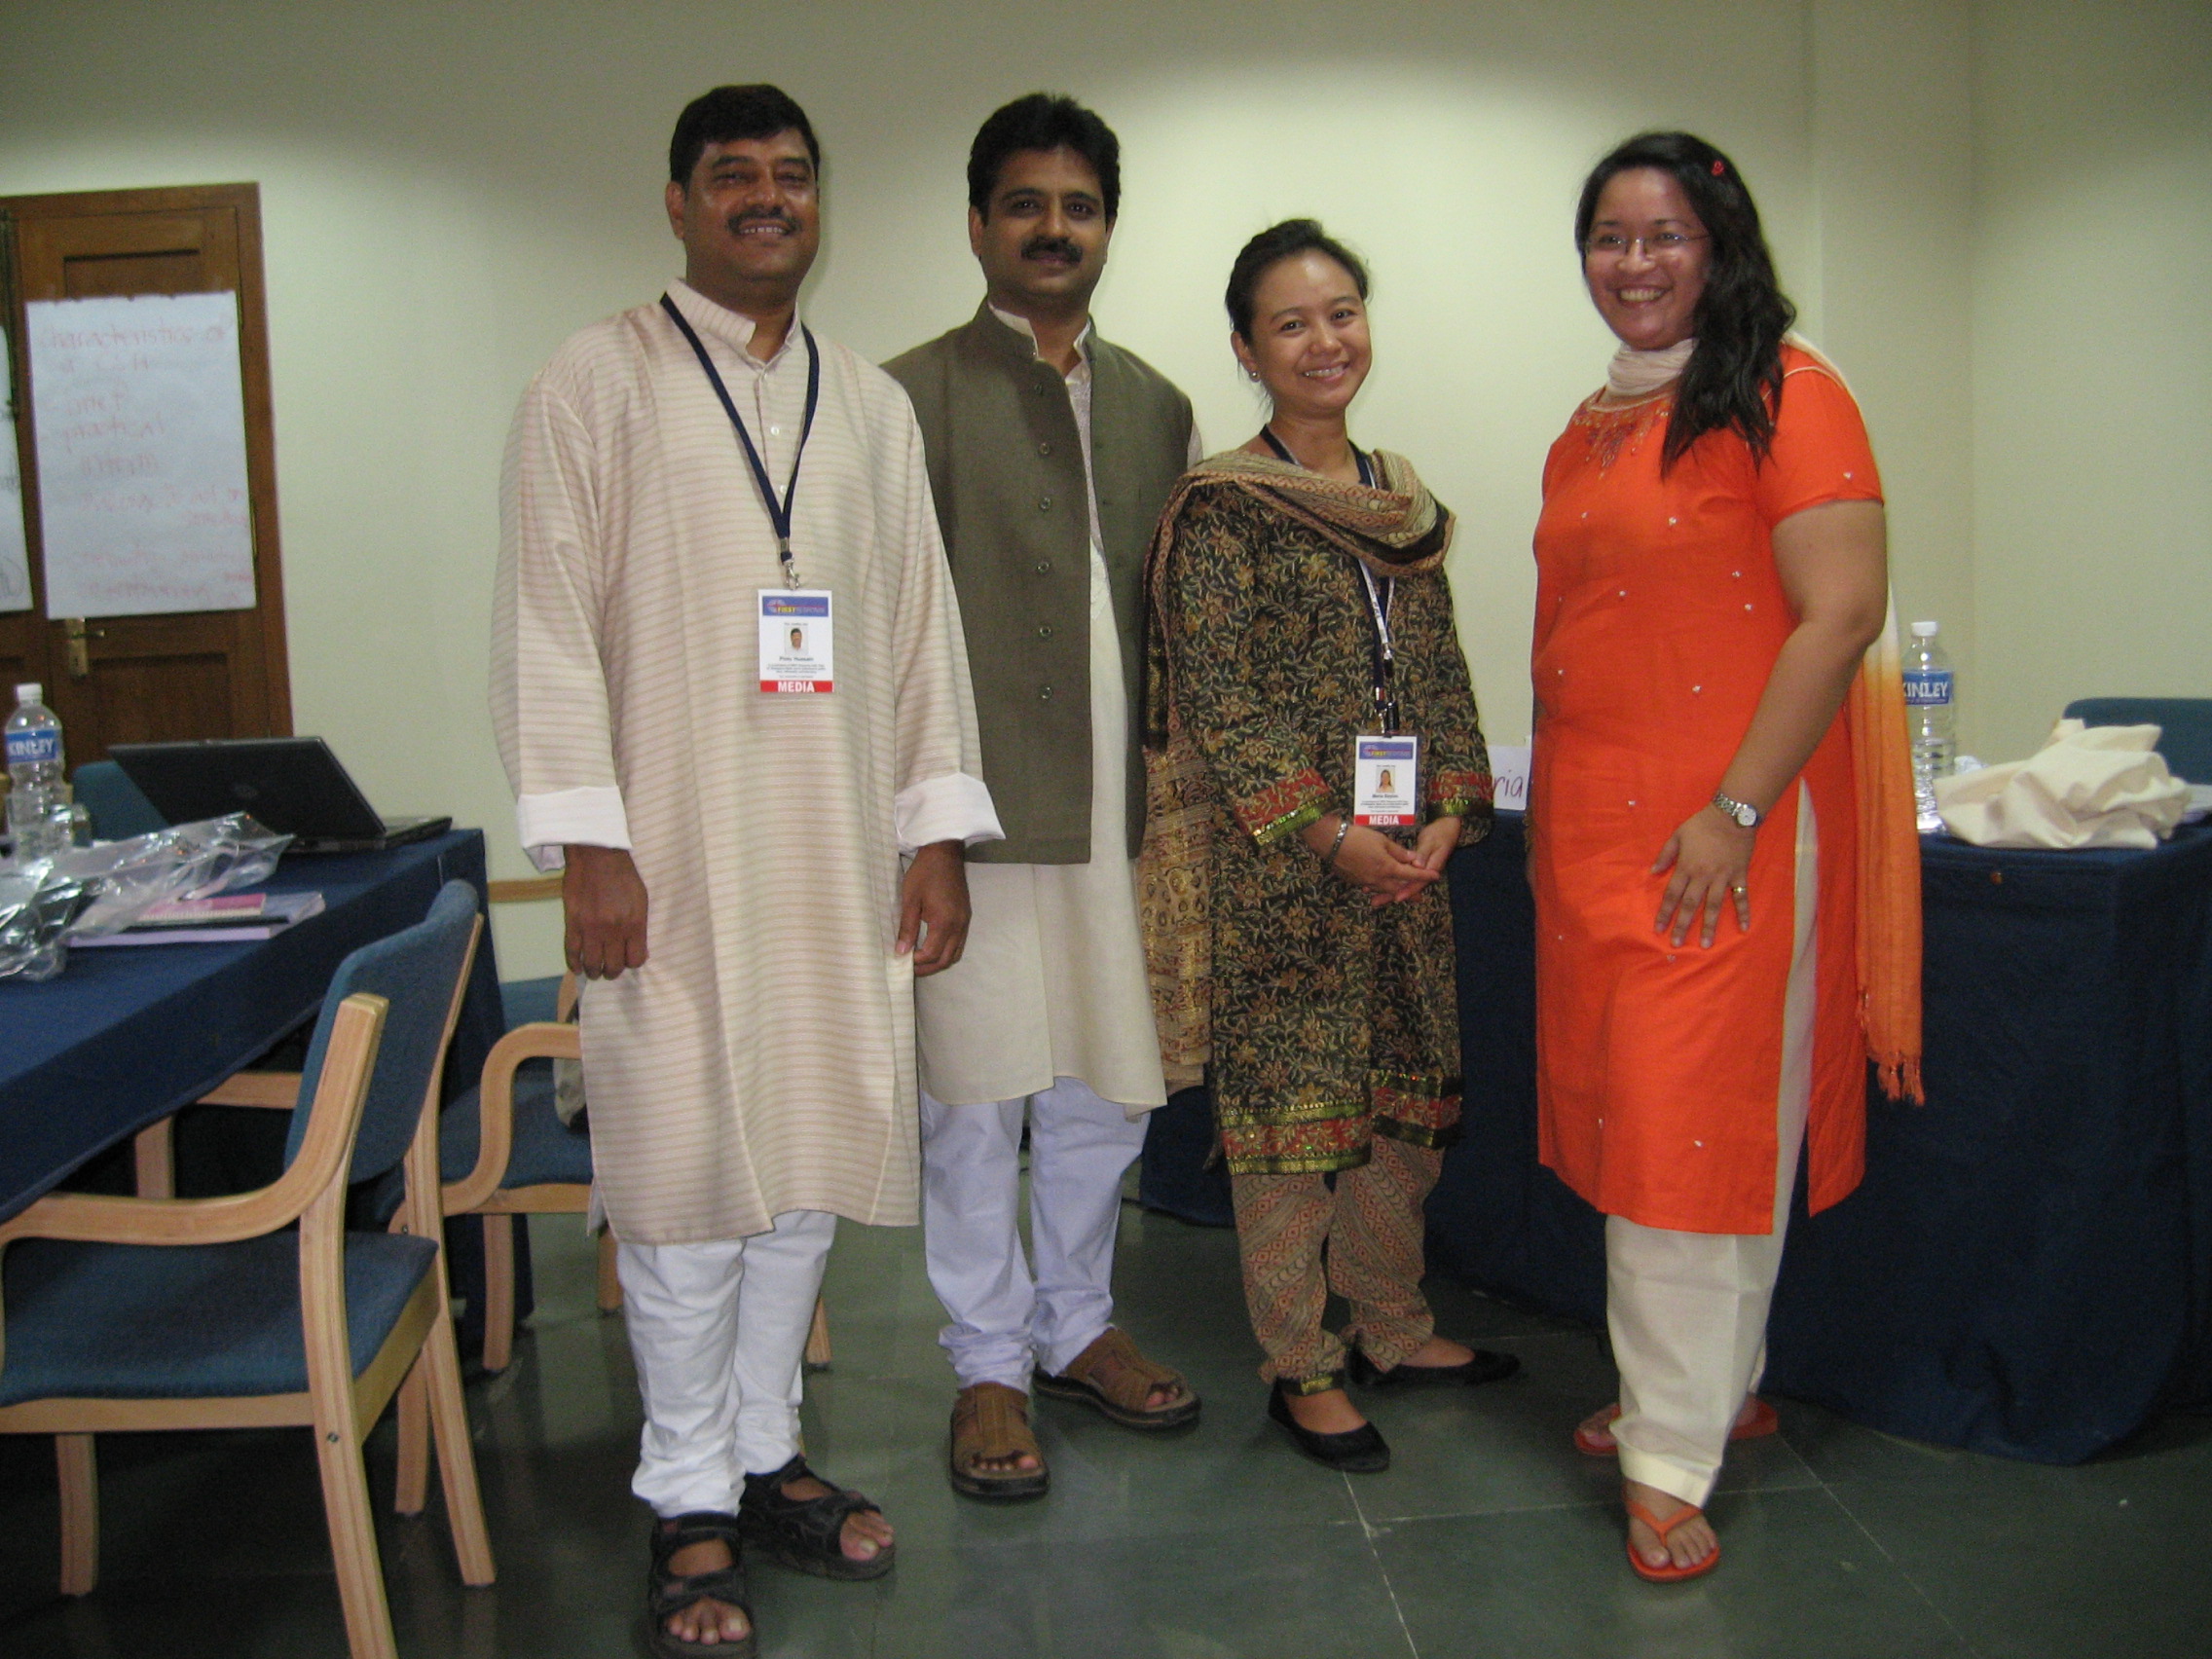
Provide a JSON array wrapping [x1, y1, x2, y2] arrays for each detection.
[[758, 590, 833, 693], [1352, 734, 1420, 828]]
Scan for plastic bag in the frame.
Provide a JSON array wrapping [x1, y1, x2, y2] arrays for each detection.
[[56, 814, 293, 939], [0, 866, 97, 981], [0, 815, 293, 979]]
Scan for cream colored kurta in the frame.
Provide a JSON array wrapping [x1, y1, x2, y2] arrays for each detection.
[[912, 313, 1183, 1116], [493, 280, 1001, 1244]]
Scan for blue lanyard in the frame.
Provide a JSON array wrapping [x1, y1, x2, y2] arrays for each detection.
[[1260, 427, 1398, 731], [659, 293, 820, 586]]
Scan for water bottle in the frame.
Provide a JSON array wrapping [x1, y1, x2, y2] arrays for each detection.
[[5, 682, 68, 863], [1904, 622, 1955, 833]]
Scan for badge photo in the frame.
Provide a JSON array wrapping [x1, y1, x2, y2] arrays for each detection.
[[1352, 734, 1420, 828], [758, 590, 833, 693]]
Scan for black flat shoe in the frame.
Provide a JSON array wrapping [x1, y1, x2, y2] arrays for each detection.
[[1346, 1345, 1522, 1388], [1267, 1385, 1390, 1473]]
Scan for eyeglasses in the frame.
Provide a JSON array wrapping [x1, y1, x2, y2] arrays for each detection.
[[1582, 231, 1709, 260]]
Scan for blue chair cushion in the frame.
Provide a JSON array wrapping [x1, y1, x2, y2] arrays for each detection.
[[366, 1063, 592, 1226], [0, 1232, 438, 1405], [2062, 697, 2212, 786], [447, 1066, 593, 1191], [500, 976, 562, 1029]]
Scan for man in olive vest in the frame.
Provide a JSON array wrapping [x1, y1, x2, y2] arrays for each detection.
[[886, 92, 1201, 1500]]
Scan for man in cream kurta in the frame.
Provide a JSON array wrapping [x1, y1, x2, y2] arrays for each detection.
[[886, 94, 1201, 1500], [493, 87, 999, 1650]]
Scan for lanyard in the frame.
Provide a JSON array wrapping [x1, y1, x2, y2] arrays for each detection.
[[1260, 427, 1399, 732], [659, 293, 820, 588]]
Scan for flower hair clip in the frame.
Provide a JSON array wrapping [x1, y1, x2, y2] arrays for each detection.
[[1712, 159, 1726, 176]]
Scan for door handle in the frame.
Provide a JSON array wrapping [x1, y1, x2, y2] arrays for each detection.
[[63, 617, 106, 679]]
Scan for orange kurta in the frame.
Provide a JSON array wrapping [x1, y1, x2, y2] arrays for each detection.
[[1531, 348, 1883, 1235]]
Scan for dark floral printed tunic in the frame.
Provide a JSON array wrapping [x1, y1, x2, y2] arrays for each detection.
[[1152, 477, 1493, 1175]]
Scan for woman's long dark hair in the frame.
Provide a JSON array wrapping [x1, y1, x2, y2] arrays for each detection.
[[1574, 131, 1794, 470]]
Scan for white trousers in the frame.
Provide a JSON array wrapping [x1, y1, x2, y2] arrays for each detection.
[[920, 1077, 1149, 1391], [1607, 786, 1818, 1508], [619, 1210, 835, 1517]]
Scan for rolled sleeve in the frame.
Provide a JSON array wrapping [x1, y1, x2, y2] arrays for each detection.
[[895, 771, 1004, 855], [517, 785, 631, 871]]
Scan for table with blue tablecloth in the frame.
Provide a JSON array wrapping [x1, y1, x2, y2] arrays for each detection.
[[1144, 816, 2212, 1463], [0, 830, 524, 1346]]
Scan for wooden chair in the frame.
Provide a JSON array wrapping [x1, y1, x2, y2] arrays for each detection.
[[0, 880, 497, 1659]]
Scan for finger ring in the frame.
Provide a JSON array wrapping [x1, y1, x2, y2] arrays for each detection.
[[1730, 884, 1747, 897]]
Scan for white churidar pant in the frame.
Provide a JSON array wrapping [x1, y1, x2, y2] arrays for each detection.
[[920, 1078, 1148, 1391], [1607, 785, 1818, 1508], [619, 1210, 836, 1516]]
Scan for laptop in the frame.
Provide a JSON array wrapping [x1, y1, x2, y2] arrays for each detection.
[[108, 737, 453, 855]]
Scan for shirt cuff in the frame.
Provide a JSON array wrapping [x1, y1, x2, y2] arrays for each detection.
[[895, 771, 1004, 855], [517, 786, 630, 872]]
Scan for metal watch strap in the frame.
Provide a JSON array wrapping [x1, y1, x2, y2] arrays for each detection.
[[1712, 791, 1762, 829]]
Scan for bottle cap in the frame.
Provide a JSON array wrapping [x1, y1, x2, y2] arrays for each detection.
[[1910, 621, 1937, 638], [15, 682, 42, 703]]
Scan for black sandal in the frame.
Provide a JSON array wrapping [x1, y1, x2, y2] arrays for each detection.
[[738, 1454, 896, 1581], [645, 1511, 755, 1659], [1347, 1344, 1522, 1387]]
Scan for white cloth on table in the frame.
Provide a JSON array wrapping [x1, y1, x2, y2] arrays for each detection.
[[1937, 719, 2188, 848], [920, 1078, 1148, 1391], [1606, 784, 1817, 1509], [620, 1210, 835, 1516]]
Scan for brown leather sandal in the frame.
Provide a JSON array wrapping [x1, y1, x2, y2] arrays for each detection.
[[1033, 1328, 1201, 1430], [947, 1382, 1050, 1501]]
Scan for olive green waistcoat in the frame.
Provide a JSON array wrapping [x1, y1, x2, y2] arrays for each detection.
[[886, 304, 1194, 863]]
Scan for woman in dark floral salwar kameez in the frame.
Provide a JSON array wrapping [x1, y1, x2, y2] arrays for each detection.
[[1142, 220, 1519, 1475]]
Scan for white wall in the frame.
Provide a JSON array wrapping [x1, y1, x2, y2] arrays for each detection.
[[1971, 0, 2212, 760], [5, 0, 2191, 975]]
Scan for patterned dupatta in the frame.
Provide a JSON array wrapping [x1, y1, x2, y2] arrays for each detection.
[[1137, 448, 1455, 1088], [1786, 337, 1924, 1102]]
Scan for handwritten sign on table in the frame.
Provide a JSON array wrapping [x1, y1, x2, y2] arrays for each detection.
[[1488, 745, 1531, 813], [25, 292, 256, 618], [0, 330, 27, 613]]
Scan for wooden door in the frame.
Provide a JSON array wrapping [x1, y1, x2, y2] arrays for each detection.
[[0, 184, 290, 762]]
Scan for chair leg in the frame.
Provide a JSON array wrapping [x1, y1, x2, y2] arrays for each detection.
[[805, 1295, 832, 1370], [595, 1229, 622, 1312], [393, 1365, 430, 1516], [421, 1281, 498, 1586], [55, 1434, 97, 1596], [132, 1120, 174, 1199], [481, 1214, 516, 1373], [313, 1416, 400, 1659]]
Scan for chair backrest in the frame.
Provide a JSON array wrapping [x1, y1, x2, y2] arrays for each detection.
[[70, 759, 167, 839], [284, 879, 481, 1183], [2061, 697, 2212, 786]]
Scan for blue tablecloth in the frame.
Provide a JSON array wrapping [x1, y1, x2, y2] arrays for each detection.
[[1422, 816, 2212, 1463], [1138, 815, 2212, 1461], [0, 831, 504, 1223]]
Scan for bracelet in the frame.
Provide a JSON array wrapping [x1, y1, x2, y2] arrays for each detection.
[[1324, 816, 1351, 866]]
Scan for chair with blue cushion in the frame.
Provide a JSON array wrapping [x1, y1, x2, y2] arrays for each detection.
[[2062, 697, 2212, 785], [68, 758, 167, 840], [0, 880, 497, 1659]]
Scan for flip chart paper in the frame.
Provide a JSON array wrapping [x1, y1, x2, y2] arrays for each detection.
[[26, 291, 256, 617], [0, 331, 27, 613]]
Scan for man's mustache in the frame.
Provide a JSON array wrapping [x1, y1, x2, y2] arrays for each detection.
[[727, 210, 796, 234], [1022, 236, 1083, 264]]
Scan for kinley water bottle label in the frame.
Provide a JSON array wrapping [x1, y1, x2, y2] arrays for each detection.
[[5, 728, 59, 764], [1903, 670, 1953, 707]]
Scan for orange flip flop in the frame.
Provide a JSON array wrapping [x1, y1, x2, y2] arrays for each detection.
[[1573, 1396, 1780, 1457], [1624, 1497, 1720, 1584]]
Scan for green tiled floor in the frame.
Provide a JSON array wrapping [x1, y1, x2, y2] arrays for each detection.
[[5, 1196, 2210, 1657]]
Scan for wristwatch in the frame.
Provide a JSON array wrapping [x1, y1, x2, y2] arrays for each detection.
[[1712, 791, 1763, 830]]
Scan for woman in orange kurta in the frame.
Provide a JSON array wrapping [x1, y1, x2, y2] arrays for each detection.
[[1530, 132, 1920, 1584]]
